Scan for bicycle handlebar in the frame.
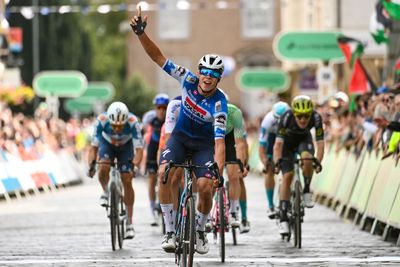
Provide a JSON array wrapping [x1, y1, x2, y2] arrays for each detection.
[[163, 161, 224, 187], [274, 157, 321, 174], [225, 159, 244, 173]]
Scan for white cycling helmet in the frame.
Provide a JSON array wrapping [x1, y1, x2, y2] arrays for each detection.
[[107, 102, 129, 125], [198, 54, 224, 74], [272, 101, 290, 119]]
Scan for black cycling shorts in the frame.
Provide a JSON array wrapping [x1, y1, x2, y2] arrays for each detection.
[[225, 131, 237, 162], [281, 133, 315, 174]]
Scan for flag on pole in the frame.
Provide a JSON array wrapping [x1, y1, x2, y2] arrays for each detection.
[[370, 2, 392, 44], [337, 36, 376, 94], [370, 11, 388, 44], [382, 0, 400, 20]]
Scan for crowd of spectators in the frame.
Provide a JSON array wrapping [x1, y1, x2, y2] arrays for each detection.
[[315, 88, 400, 161], [0, 101, 92, 161], [241, 88, 400, 170]]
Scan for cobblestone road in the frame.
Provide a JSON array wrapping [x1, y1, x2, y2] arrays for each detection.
[[1, 174, 399, 266]]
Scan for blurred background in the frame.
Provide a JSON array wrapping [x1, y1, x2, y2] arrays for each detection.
[[0, 0, 397, 120]]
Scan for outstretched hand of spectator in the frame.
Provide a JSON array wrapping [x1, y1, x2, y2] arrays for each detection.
[[373, 117, 389, 128]]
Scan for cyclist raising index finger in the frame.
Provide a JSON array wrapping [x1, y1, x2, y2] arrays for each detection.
[[131, 6, 228, 255]]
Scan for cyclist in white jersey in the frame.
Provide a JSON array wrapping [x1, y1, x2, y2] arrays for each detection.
[[258, 102, 290, 219], [131, 7, 228, 254], [158, 97, 183, 216]]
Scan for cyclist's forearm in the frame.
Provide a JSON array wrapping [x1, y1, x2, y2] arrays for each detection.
[[235, 138, 247, 165], [133, 148, 143, 166], [214, 139, 226, 174], [259, 145, 267, 165], [316, 140, 324, 163], [137, 33, 166, 67], [88, 146, 98, 165]]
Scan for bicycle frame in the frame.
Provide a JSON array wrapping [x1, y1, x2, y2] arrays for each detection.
[[97, 161, 126, 251], [163, 160, 222, 267], [210, 186, 229, 235]]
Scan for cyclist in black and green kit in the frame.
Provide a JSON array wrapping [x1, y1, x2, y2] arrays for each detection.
[[273, 95, 324, 235]]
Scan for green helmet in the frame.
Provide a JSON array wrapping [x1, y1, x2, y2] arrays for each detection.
[[291, 95, 313, 114]]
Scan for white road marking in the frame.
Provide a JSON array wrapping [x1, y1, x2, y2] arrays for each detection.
[[1, 257, 400, 264]]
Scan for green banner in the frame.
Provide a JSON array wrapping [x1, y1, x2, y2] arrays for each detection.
[[274, 32, 344, 61]]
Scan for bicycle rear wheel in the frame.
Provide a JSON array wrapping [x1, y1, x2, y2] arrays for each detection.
[[218, 188, 225, 263], [109, 183, 118, 251], [118, 196, 125, 249], [294, 180, 302, 248]]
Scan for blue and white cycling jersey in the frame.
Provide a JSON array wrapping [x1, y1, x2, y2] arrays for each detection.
[[259, 111, 279, 147], [162, 59, 228, 141], [91, 112, 144, 149]]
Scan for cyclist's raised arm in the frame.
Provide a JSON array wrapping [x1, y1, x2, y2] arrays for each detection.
[[130, 5, 166, 68]]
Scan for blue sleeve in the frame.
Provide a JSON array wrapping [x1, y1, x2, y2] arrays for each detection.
[[162, 59, 190, 85]]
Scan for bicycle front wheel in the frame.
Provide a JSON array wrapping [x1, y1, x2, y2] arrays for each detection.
[[188, 197, 196, 267], [218, 188, 225, 262], [117, 195, 125, 249], [109, 183, 118, 251], [294, 180, 302, 248]]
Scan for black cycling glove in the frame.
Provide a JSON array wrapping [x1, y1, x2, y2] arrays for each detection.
[[130, 16, 147, 35]]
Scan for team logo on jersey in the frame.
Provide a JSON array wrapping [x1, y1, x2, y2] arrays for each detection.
[[174, 66, 186, 77], [186, 75, 197, 84], [215, 101, 222, 112], [162, 149, 171, 158], [215, 114, 226, 125], [184, 96, 207, 119]]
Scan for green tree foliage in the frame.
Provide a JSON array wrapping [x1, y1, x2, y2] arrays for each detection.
[[115, 74, 156, 118], [7, 0, 156, 117]]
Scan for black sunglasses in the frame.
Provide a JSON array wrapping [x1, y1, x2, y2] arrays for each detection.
[[294, 113, 311, 120]]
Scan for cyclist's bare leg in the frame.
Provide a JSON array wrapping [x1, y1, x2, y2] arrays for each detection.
[[300, 151, 314, 193], [148, 172, 157, 210], [239, 178, 246, 201], [239, 178, 248, 222], [226, 164, 240, 215], [280, 171, 293, 201], [171, 167, 183, 211], [158, 163, 173, 204], [157, 163, 175, 233], [265, 164, 275, 210], [121, 172, 134, 224], [98, 159, 111, 192], [197, 178, 213, 212], [279, 171, 293, 223], [196, 178, 213, 231]]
